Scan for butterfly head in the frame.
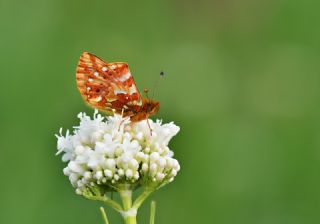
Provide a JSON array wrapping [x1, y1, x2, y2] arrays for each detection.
[[144, 99, 160, 116]]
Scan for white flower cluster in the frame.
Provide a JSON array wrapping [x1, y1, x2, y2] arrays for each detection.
[[56, 110, 180, 194]]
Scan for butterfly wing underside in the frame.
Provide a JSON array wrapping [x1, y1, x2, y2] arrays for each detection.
[[76, 52, 143, 116]]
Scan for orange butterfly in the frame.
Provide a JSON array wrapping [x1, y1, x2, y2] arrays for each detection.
[[76, 52, 160, 122]]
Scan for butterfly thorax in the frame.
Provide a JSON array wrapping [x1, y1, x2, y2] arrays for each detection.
[[129, 98, 160, 122], [143, 98, 160, 115]]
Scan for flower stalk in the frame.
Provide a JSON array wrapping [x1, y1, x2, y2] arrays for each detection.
[[133, 188, 154, 210], [99, 207, 109, 224], [149, 201, 156, 224], [119, 189, 136, 224]]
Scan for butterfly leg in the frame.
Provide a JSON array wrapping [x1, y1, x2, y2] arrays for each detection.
[[118, 119, 125, 132], [146, 118, 153, 136]]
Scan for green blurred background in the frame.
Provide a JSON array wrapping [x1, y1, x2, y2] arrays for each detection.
[[1, 0, 320, 223]]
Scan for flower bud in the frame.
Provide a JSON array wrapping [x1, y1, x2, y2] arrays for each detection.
[[125, 169, 133, 178], [104, 169, 113, 178], [94, 171, 103, 180]]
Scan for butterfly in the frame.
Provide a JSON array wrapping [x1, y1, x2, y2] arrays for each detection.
[[76, 52, 160, 122]]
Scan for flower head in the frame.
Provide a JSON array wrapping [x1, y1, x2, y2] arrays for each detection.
[[56, 110, 180, 195]]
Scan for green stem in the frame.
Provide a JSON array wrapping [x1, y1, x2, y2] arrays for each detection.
[[122, 215, 137, 224], [118, 186, 155, 224], [99, 207, 109, 224], [120, 190, 132, 210], [149, 201, 156, 224], [132, 188, 153, 209], [83, 194, 123, 212], [119, 186, 137, 224]]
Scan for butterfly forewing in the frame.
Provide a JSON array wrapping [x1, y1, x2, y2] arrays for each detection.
[[76, 52, 143, 115]]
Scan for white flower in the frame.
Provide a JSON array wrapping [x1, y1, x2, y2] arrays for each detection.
[[56, 110, 180, 194]]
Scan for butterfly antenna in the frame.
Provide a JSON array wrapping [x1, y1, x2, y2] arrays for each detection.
[[151, 71, 164, 100], [144, 88, 150, 99]]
